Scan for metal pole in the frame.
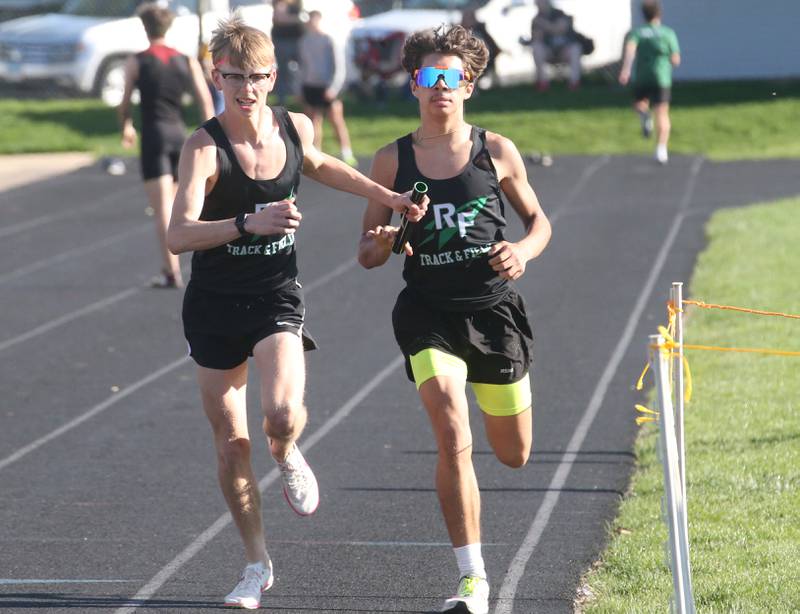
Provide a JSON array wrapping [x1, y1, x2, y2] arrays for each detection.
[[652, 333, 695, 614], [671, 282, 686, 500], [671, 282, 694, 613], [651, 334, 686, 613]]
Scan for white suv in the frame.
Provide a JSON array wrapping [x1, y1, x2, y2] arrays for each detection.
[[0, 0, 274, 105]]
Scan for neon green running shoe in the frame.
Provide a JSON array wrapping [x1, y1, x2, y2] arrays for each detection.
[[441, 575, 489, 614]]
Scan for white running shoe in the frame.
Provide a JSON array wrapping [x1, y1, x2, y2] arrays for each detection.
[[224, 560, 273, 609], [655, 144, 669, 165], [277, 444, 319, 516], [441, 576, 490, 614]]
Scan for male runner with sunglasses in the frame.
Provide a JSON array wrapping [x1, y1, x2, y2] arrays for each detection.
[[358, 24, 551, 614], [167, 15, 426, 610]]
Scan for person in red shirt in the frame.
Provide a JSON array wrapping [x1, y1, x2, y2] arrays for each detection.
[[118, 2, 214, 288]]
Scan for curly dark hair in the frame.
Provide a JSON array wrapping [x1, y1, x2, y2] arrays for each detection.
[[401, 24, 488, 82]]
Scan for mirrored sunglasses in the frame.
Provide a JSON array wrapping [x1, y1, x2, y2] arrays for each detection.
[[413, 66, 470, 89]]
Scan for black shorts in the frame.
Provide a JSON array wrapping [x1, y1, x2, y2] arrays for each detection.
[[392, 287, 534, 385], [301, 85, 332, 110], [182, 280, 317, 370], [634, 85, 671, 105], [140, 122, 185, 181]]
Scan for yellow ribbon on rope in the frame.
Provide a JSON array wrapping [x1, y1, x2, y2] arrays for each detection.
[[635, 296, 800, 424], [635, 404, 659, 425]]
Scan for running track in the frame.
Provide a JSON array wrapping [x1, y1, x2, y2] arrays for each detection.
[[0, 154, 797, 613]]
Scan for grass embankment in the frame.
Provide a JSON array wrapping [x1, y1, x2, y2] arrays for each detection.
[[584, 197, 800, 612], [0, 79, 798, 159]]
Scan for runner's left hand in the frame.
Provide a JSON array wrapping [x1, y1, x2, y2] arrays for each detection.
[[488, 241, 527, 280]]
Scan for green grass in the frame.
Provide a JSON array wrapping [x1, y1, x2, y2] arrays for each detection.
[[583, 197, 800, 613], [0, 78, 798, 159]]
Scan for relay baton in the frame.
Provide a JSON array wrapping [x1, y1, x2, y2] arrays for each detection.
[[391, 181, 428, 254]]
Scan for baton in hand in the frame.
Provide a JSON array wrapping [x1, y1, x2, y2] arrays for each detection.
[[391, 181, 428, 255]]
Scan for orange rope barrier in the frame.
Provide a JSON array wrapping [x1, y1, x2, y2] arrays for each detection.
[[649, 341, 800, 358], [633, 295, 800, 425], [683, 299, 800, 320]]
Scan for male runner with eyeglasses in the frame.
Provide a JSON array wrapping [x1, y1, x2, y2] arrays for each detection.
[[167, 15, 426, 610], [358, 24, 551, 614]]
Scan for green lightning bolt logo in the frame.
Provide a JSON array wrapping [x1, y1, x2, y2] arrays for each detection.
[[417, 196, 489, 250]]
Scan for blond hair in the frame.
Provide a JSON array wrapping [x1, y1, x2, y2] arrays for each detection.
[[401, 24, 488, 82], [209, 14, 274, 70]]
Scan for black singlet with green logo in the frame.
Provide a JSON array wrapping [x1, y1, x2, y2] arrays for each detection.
[[394, 126, 509, 311], [190, 108, 303, 295]]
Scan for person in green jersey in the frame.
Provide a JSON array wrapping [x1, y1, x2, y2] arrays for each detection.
[[618, 0, 681, 164]]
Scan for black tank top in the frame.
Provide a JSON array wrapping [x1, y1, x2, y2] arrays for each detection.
[[190, 108, 303, 294], [394, 127, 509, 311], [135, 44, 190, 130]]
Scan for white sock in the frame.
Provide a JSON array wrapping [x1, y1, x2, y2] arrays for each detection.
[[454, 543, 486, 579], [341, 147, 353, 159]]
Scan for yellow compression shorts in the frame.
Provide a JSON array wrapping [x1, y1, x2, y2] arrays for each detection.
[[409, 348, 532, 417]]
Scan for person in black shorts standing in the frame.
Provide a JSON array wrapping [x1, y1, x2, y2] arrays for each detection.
[[118, 2, 213, 288], [166, 15, 426, 610], [299, 9, 357, 166], [358, 24, 551, 614]]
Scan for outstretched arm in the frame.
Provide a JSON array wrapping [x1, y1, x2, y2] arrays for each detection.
[[486, 133, 551, 280], [358, 143, 404, 269], [290, 111, 427, 221]]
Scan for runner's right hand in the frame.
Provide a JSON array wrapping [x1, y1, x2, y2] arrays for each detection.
[[364, 225, 412, 256]]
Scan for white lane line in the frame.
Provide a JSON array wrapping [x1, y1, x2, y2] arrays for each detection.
[[547, 155, 610, 225], [0, 355, 190, 472], [0, 223, 150, 285], [0, 287, 139, 354], [302, 258, 357, 293], [0, 264, 191, 355], [0, 184, 141, 239], [0, 578, 135, 586], [493, 156, 705, 614], [113, 355, 404, 614], [0, 257, 357, 472]]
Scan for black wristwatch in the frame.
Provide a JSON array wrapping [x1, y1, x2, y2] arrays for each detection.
[[234, 212, 250, 237]]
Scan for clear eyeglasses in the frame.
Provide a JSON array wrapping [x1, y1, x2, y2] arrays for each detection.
[[218, 72, 272, 88]]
